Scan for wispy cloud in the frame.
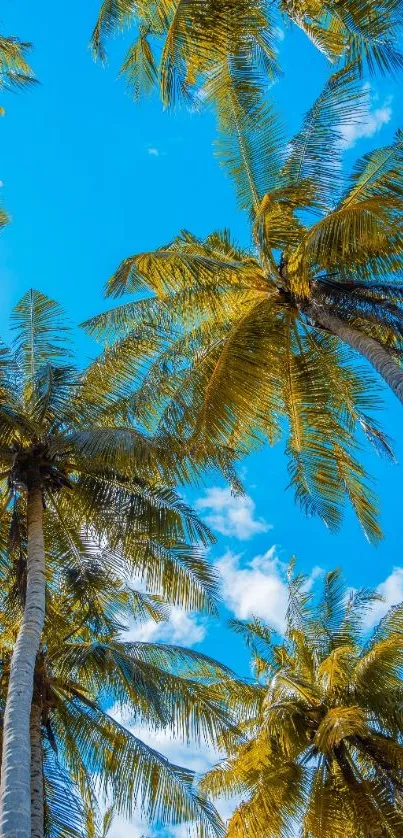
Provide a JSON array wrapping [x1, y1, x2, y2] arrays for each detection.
[[340, 85, 392, 150], [274, 25, 285, 42], [147, 147, 160, 157], [363, 567, 403, 629], [123, 607, 207, 647], [195, 487, 271, 540]]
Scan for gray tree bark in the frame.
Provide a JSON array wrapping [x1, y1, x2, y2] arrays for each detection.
[[307, 303, 403, 405], [0, 485, 46, 838], [30, 703, 44, 838]]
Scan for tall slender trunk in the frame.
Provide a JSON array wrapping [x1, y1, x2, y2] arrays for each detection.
[[308, 304, 403, 405], [0, 485, 46, 838], [30, 703, 44, 838]]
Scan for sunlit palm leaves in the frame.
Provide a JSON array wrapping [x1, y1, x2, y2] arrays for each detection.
[[201, 565, 403, 837], [91, 0, 403, 108], [0, 34, 35, 114], [84, 68, 403, 542], [92, 0, 279, 108]]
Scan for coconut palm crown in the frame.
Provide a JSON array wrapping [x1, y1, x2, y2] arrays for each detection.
[[91, 0, 403, 108], [85, 67, 403, 543], [0, 289, 222, 838], [201, 564, 403, 837]]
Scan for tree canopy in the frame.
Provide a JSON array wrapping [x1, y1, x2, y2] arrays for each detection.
[[84, 67, 403, 542]]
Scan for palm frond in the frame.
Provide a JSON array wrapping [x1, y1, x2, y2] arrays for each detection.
[[207, 58, 284, 214], [43, 742, 88, 837], [11, 289, 71, 393], [283, 64, 366, 209], [293, 130, 403, 278], [0, 35, 36, 94], [91, 0, 137, 62], [120, 30, 158, 99]]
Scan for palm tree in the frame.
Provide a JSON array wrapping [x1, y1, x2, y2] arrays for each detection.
[[91, 0, 403, 107], [201, 564, 403, 837], [0, 289, 222, 838], [84, 67, 403, 542], [0, 539, 232, 837]]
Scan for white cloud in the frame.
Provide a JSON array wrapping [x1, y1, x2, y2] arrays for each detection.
[[215, 547, 288, 632], [147, 147, 160, 157], [340, 86, 392, 150], [195, 487, 271, 540], [216, 549, 321, 633], [274, 25, 285, 42], [363, 567, 403, 629], [124, 607, 206, 647]]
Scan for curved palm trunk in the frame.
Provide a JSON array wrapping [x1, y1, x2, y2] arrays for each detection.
[[30, 703, 44, 838], [308, 304, 403, 405], [0, 485, 46, 838]]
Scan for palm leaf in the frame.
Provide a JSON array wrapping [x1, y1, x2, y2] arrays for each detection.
[[283, 64, 366, 209], [0, 35, 36, 93], [11, 289, 71, 393], [207, 58, 284, 214]]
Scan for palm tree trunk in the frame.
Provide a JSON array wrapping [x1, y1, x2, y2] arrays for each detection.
[[30, 703, 44, 838], [307, 304, 403, 404], [0, 484, 46, 838]]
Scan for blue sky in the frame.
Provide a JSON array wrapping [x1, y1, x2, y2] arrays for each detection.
[[1, 2, 403, 835]]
